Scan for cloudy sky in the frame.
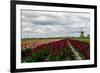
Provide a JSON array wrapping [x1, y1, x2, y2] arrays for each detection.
[[21, 10, 90, 38]]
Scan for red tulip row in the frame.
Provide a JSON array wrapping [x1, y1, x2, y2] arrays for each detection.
[[21, 39, 70, 62], [21, 38, 90, 62], [32, 39, 69, 56], [68, 39, 90, 59]]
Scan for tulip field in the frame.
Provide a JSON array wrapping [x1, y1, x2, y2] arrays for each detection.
[[21, 38, 90, 63]]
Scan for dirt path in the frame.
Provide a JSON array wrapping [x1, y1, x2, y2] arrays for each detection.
[[67, 40, 82, 60]]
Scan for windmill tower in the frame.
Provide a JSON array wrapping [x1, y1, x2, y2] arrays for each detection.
[[80, 27, 84, 38]]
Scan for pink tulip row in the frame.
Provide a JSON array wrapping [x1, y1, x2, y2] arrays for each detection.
[[21, 39, 61, 50]]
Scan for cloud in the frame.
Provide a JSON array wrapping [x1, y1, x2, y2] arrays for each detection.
[[21, 10, 90, 38]]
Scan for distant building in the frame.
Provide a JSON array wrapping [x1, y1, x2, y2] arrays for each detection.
[[80, 27, 84, 38], [87, 34, 90, 38]]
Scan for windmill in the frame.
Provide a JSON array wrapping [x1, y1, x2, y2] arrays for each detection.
[[66, 25, 85, 37], [80, 27, 85, 38]]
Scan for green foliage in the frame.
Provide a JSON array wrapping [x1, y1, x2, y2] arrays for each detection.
[[21, 48, 50, 62], [21, 46, 86, 62], [21, 48, 32, 56]]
